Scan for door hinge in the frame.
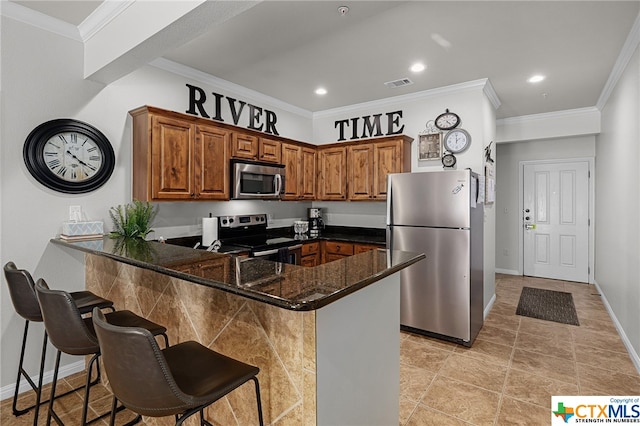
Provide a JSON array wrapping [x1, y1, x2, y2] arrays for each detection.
[[588, 218, 591, 226], [588, 171, 591, 178], [588, 266, 591, 274]]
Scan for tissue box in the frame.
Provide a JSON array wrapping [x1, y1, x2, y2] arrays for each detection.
[[62, 221, 104, 237]]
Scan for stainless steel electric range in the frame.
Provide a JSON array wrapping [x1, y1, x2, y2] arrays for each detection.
[[217, 214, 302, 265]]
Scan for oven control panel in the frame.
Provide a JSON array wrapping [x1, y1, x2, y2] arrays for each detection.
[[219, 214, 268, 229]]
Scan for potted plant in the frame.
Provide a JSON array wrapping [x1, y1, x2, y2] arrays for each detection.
[[109, 200, 158, 240]]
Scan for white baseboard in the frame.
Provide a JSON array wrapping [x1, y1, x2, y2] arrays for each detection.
[[0, 360, 85, 402], [593, 280, 640, 375], [484, 293, 496, 320], [495, 268, 520, 276]]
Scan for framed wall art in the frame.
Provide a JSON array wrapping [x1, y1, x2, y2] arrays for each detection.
[[418, 132, 442, 161]]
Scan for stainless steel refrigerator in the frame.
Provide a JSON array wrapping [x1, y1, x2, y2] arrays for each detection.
[[386, 170, 483, 346]]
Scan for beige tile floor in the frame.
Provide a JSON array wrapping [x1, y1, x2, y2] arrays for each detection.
[[2, 274, 640, 425]]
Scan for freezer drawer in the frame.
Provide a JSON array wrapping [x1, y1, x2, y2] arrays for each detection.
[[388, 226, 471, 341]]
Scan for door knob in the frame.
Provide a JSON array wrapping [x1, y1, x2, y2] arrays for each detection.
[[524, 224, 536, 230]]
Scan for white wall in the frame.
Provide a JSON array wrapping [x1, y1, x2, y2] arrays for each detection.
[[595, 44, 640, 359], [0, 16, 313, 390], [495, 136, 596, 274]]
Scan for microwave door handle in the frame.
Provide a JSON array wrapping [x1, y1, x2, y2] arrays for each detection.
[[274, 174, 283, 195]]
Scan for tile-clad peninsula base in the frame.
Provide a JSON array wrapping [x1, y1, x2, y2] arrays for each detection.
[[86, 254, 316, 426]]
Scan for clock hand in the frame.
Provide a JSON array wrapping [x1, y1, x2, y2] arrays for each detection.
[[65, 150, 97, 172]]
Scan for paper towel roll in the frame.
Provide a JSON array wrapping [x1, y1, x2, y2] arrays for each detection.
[[202, 217, 219, 246]]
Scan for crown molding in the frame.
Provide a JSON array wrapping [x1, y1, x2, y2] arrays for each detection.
[[597, 11, 640, 110], [1, 1, 81, 41], [482, 78, 501, 110], [149, 58, 313, 119], [313, 78, 500, 119], [496, 106, 599, 126], [78, 0, 134, 42]]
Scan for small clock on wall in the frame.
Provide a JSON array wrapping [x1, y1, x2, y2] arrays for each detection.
[[434, 109, 460, 131], [23, 119, 115, 194]]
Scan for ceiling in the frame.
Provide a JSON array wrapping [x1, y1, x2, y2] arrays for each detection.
[[10, 1, 640, 119]]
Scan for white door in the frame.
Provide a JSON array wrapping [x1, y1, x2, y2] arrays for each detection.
[[523, 161, 589, 282]]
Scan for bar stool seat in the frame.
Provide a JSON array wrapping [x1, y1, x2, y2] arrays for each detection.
[[3, 261, 114, 425], [35, 278, 168, 426], [92, 308, 264, 426]]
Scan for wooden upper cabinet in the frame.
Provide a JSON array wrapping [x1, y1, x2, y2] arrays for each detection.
[[231, 132, 258, 160], [131, 106, 230, 201], [347, 144, 374, 200], [259, 137, 281, 163], [346, 136, 413, 201], [195, 124, 230, 200], [150, 114, 195, 200], [300, 147, 317, 199], [317, 146, 347, 201], [281, 143, 316, 200], [281, 143, 300, 200]]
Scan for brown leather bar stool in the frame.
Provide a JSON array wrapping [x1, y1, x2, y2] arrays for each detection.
[[3, 261, 114, 425], [35, 278, 168, 426], [91, 307, 264, 426]]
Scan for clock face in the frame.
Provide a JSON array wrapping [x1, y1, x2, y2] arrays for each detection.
[[435, 109, 460, 130], [43, 132, 103, 182], [24, 119, 115, 194], [444, 128, 471, 153]]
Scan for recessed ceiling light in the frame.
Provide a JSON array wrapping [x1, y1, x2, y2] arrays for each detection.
[[528, 75, 545, 83], [315, 87, 327, 95], [410, 63, 426, 73]]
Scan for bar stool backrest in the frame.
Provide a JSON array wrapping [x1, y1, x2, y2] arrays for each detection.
[[92, 309, 193, 417], [34, 279, 100, 356], [4, 262, 42, 322]]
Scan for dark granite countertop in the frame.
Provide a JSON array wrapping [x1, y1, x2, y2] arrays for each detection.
[[51, 236, 423, 311], [268, 225, 387, 245]]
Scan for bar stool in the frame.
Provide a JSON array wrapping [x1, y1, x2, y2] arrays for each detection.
[[3, 261, 114, 425], [91, 307, 264, 426], [35, 278, 169, 426]]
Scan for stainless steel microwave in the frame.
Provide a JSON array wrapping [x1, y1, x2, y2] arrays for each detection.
[[231, 160, 285, 200]]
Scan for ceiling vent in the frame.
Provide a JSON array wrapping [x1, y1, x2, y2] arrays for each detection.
[[384, 78, 414, 88]]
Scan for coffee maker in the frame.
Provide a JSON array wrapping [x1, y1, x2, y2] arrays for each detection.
[[308, 208, 325, 236]]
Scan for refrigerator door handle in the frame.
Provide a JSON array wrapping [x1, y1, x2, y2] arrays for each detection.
[[386, 176, 393, 225]]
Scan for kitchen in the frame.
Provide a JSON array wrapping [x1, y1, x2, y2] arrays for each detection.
[[2, 1, 640, 425]]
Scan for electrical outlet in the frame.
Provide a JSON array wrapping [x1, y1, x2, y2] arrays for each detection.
[[69, 205, 82, 221]]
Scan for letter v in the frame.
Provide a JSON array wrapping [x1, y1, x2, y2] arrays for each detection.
[[227, 97, 246, 125]]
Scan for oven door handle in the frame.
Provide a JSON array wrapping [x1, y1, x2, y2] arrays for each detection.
[[253, 244, 302, 257], [252, 248, 279, 257]]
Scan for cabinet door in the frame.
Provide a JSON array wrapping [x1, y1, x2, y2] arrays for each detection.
[[373, 140, 401, 200], [318, 147, 347, 200], [195, 124, 230, 200], [259, 138, 281, 163], [281, 143, 300, 200], [347, 144, 374, 200], [151, 115, 195, 199], [231, 132, 258, 159], [300, 147, 317, 200]]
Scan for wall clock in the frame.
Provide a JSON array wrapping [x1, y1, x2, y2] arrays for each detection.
[[23, 119, 115, 194], [434, 109, 460, 130], [442, 153, 457, 168], [443, 128, 471, 153]]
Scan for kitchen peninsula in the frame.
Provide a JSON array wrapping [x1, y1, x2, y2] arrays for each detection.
[[51, 236, 424, 426]]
